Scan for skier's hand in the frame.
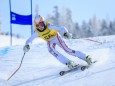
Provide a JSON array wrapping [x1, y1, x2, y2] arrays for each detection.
[[23, 45, 30, 53], [63, 33, 72, 39]]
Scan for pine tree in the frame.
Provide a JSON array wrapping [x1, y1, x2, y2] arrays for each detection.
[[100, 19, 109, 36]]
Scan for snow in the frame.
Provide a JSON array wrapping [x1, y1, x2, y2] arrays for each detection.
[[0, 35, 115, 86], [0, 35, 45, 47], [0, 35, 25, 47]]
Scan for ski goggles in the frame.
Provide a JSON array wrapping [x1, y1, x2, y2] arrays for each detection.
[[36, 22, 44, 28]]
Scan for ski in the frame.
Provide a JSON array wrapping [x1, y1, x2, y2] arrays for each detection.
[[59, 61, 97, 76], [59, 65, 85, 76], [80, 60, 97, 71]]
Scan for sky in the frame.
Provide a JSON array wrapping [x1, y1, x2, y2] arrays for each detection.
[[0, 0, 115, 38], [0, 35, 115, 86]]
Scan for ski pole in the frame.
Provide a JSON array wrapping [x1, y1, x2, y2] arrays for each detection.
[[72, 36, 102, 44], [83, 38, 102, 44], [7, 52, 26, 81]]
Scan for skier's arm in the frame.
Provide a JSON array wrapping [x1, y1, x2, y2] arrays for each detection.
[[48, 24, 68, 35], [25, 31, 38, 45], [48, 24, 72, 39], [23, 32, 38, 53]]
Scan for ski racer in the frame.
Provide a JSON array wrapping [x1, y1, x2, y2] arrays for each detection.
[[23, 15, 92, 69]]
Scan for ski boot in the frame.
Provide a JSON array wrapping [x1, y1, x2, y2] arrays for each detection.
[[66, 61, 78, 69], [86, 55, 93, 65]]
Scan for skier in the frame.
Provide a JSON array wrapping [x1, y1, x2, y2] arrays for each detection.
[[23, 15, 92, 69]]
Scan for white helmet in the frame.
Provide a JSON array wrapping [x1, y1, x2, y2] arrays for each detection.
[[34, 15, 44, 26]]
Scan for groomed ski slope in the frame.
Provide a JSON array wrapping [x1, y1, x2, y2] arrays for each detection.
[[0, 35, 115, 86]]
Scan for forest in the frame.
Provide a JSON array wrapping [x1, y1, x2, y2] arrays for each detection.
[[45, 6, 115, 38]]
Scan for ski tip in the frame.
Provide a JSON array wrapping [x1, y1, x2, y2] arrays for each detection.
[[59, 71, 65, 76]]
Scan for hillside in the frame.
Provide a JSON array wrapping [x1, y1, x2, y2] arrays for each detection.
[[0, 34, 45, 47], [0, 35, 115, 86]]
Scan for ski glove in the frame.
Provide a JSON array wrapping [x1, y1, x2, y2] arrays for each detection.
[[23, 45, 30, 53], [63, 33, 72, 39]]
